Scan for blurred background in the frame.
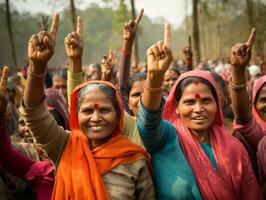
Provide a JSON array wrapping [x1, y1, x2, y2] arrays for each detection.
[[0, 0, 266, 73]]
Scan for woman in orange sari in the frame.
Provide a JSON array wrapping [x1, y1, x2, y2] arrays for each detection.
[[19, 14, 155, 200]]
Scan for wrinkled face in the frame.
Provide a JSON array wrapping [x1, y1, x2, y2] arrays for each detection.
[[18, 117, 34, 143], [78, 89, 117, 147], [128, 80, 145, 117], [53, 77, 67, 101], [176, 82, 217, 136], [85, 66, 101, 81], [255, 84, 266, 121], [163, 70, 179, 94]]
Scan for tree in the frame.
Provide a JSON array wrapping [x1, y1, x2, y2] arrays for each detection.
[[129, 0, 139, 66], [192, 0, 201, 63], [5, 0, 17, 72], [70, 0, 77, 31]]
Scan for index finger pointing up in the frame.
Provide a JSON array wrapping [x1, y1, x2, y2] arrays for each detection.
[[50, 14, 59, 36], [246, 28, 256, 47], [164, 22, 171, 45], [77, 16, 82, 35], [135, 8, 144, 25]]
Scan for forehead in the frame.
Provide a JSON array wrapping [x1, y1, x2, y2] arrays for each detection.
[[80, 89, 114, 108], [165, 70, 179, 78], [130, 80, 145, 93], [180, 82, 214, 99]]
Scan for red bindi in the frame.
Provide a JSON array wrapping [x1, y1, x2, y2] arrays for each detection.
[[194, 93, 201, 99], [94, 103, 99, 109], [194, 81, 200, 86]]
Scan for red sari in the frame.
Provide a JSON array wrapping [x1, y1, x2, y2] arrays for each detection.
[[163, 70, 263, 200]]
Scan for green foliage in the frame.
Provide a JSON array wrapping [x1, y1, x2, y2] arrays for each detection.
[[1, 0, 266, 71]]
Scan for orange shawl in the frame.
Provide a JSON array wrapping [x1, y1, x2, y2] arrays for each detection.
[[52, 81, 150, 200]]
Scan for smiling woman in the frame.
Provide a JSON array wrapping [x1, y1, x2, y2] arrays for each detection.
[[19, 15, 155, 200], [137, 24, 263, 199]]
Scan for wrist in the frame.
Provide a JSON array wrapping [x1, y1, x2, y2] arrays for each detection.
[[146, 71, 164, 88], [123, 40, 133, 52], [29, 61, 47, 74], [68, 58, 82, 73]]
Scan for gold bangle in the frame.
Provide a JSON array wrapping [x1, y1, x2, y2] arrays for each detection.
[[28, 67, 47, 81], [230, 78, 246, 90], [144, 82, 162, 92]]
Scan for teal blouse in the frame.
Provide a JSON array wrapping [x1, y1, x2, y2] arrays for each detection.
[[137, 102, 218, 199]]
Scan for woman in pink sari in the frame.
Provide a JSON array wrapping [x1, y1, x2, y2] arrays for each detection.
[[229, 28, 266, 188], [137, 23, 263, 199]]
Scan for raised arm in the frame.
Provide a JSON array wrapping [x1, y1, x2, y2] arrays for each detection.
[[24, 14, 59, 107], [118, 9, 143, 112], [65, 16, 83, 104], [101, 50, 115, 82], [0, 66, 34, 179], [21, 15, 69, 163], [230, 28, 256, 124], [183, 36, 193, 71], [142, 23, 173, 111]]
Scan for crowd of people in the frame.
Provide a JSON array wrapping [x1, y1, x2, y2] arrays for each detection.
[[1, 9, 266, 200]]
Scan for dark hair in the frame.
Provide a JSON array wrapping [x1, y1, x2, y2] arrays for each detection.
[[89, 63, 101, 72], [127, 72, 147, 99], [53, 68, 67, 80], [77, 83, 121, 120], [175, 77, 218, 105], [167, 67, 180, 77], [49, 109, 66, 129]]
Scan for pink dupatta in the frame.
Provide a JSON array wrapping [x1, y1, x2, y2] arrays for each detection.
[[252, 75, 266, 132], [163, 70, 262, 200]]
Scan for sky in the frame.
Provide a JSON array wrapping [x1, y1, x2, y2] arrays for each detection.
[[11, 0, 191, 28]]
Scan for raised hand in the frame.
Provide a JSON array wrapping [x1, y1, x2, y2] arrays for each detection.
[[65, 16, 83, 59], [146, 22, 173, 74], [123, 8, 144, 41], [230, 28, 256, 68], [0, 66, 8, 113], [28, 14, 59, 69], [101, 50, 115, 81], [183, 36, 193, 62]]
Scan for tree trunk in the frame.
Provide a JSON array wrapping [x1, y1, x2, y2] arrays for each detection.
[[184, 0, 189, 36], [192, 0, 201, 63], [5, 0, 18, 73], [70, 0, 77, 31], [130, 0, 139, 67]]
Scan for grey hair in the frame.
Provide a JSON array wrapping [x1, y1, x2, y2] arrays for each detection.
[[76, 83, 121, 119]]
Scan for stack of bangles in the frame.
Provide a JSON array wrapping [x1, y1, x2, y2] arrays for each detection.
[[144, 82, 162, 92], [27, 67, 47, 82], [230, 78, 246, 90]]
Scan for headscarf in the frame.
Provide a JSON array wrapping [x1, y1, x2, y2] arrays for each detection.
[[252, 75, 266, 132], [253, 76, 266, 184], [52, 80, 151, 200], [163, 70, 262, 200], [45, 88, 70, 130]]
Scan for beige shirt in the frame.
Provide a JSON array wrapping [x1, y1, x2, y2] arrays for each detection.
[[18, 100, 155, 199]]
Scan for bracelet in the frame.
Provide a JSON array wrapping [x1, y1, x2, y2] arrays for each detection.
[[28, 67, 47, 82], [230, 78, 246, 90], [144, 82, 162, 92], [121, 49, 131, 56]]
